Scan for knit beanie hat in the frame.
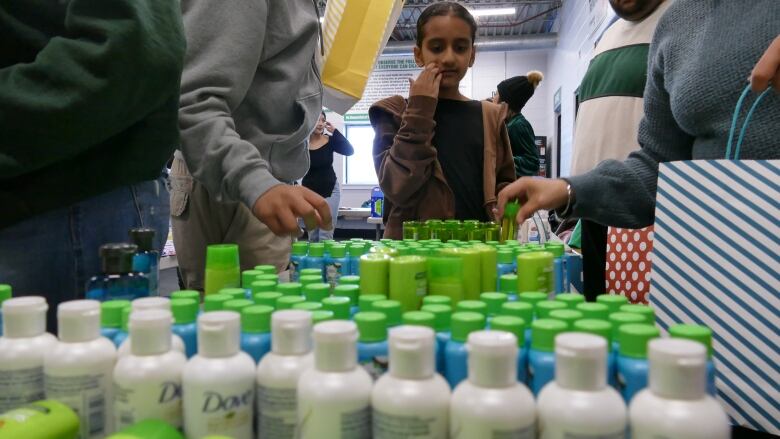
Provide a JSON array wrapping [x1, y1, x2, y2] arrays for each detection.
[[497, 71, 544, 112]]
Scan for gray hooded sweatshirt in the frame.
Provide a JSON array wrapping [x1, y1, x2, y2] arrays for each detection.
[[178, 0, 323, 209]]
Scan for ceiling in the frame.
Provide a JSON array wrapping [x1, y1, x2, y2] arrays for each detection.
[[316, 0, 562, 42]]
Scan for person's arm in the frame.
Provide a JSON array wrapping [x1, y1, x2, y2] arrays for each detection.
[[507, 117, 541, 178], [328, 129, 355, 156], [0, 0, 185, 178]]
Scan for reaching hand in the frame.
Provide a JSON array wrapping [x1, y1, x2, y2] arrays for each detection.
[[750, 35, 780, 92], [408, 63, 442, 99], [253, 185, 332, 236], [495, 178, 570, 224]]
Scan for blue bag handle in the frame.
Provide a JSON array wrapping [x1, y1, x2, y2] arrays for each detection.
[[725, 85, 773, 160]]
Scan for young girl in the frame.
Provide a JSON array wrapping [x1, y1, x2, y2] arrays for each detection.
[[369, 2, 515, 239]]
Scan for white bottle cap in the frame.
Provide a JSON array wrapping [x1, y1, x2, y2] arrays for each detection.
[[388, 325, 436, 380], [2, 296, 48, 338], [313, 320, 358, 372], [467, 330, 518, 388], [58, 300, 101, 343], [648, 338, 707, 400], [197, 311, 241, 358], [555, 332, 608, 391], [129, 309, 173, 356], [271, 310, 313, 356], [132, 297, 171, 312]]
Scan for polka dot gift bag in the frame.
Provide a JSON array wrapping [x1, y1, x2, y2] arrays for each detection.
[[605, 226, 654, 304]]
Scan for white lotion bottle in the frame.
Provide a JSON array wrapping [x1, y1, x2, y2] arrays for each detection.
[[44, 300, 118, 439], [256, 310, 314, 439], [630, 338, 730, 439], [113, 309, 187, 430], [297, 320, 373, 439], [0, 296, 57, 413], [183, 311, 256, 439], [537, 332, 627, 439], [372, 325, 450, 439], [117, 297, 185, 356], [450, 330, 536, 438]]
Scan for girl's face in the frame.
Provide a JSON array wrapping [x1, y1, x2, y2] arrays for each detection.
[[315, 114, 326, 134], [414, 15, 476, 91]]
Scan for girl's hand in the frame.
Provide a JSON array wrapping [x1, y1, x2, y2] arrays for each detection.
[[751, 35, 780, 92], [495, 178, 570, 224], [324, 121, 334, 134], [408, 63, 442, 99]]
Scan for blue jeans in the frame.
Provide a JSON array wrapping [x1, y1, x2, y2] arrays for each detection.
[[308, 180, 340, 242], [0, 178, 169, 332]]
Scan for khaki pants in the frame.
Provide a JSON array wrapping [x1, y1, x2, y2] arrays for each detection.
[[169, 156, 291, 291]]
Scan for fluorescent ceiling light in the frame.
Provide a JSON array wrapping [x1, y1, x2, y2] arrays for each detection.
[[469, 7, 516, 17]]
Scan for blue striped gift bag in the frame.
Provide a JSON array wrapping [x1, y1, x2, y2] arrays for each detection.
[[650, 86, 780, 434]]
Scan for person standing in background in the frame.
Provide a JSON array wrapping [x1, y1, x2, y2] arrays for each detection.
[[173, 0, 331, 290], [568, 0, 671, 300], [496, 72, 544, 178], [0, 0, 185, 330], [302, 112, 355, 242]]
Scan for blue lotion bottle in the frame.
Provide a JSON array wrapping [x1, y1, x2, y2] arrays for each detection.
[[113, 306, 132, 348], [528, 318, 567, 395], [669, 324, 717, 396], [573, 319, 617, 388], [496, 250, 516, 289], [239, 305, 273, 363], [325, 244, 349, 288], [490, 315, 528, 383], [100, 300, 130, 343], [304, 243, 325, 273], [421, 304, 452, 375], [129, 228, 159, 296], [355, 311, 389, 380], [171, 298, 199, 358], [616, 323, 660, 402], [444, 311, 486, 388], [0, 284, 12, 337], [289, 242, 308, 282], [86, 243, 150, 301]]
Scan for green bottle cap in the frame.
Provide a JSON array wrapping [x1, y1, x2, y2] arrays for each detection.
[[535, 300, 567, 319], [300, 275, 324, 287], [276, 295, 306, 310], [224, 299, 253, 313], [619, 324, 661, 358], [333, 285, 360, 305], [669, 324, 714, 357], [556, 293, 585, 309], [491, 315, 525, 346], [300, 268, 324, 277], [308, 243, 325, 257], [292, 242, 309, 256], [255, 274, 279, 285], [423, 295, 452, 307], [241, 305, 272, 333], [323, 240, 336, 253], [576, 302, 610, 320], [101, 300, 131, 328], [355, 311, 388, 342], [276, 282, 303, 297], [372, 300, 402, 327], [505, 240, 520, 247], [322, 296, 351, 320], [203, 294, 232, 312], [608, 312, 646, 340], [450, 312, 486, 342], [205, 243, 239, 268], [596, 294, 630, 314], [485, 241, 500, 247], [241, 270, 264, 288], [312, 310, 335, 324], [304, 283, 331, 302], [330, 244, 347, 258], [548, 309, 584, 329], [107, 419, 184, 439], [518, 291, 547, 307], [170, 298, 198, 324], [293, 302, 323, 311], [420, 304, 452, 332], [500, 301, 534, 323], [0, 284, 12, 304], [402, 311, 436, 329], [497, 250, 514, 265], [251, 281, 277, 294], [499, 274, 518, 294], [531, 319, 568, 352], [543, 242, 565, 258], [253, 265, 277, 275], [358, 294, 387, 311], [339, 275, 360, 286], [456, 300, 488, 316], [480, 292, 508, 316], [170, 290, 200, 302], [219, 288, 247, 301], [573, 319, 613, 348], [620, 304, 655, 324], [253, 292, 282, 308], [504, 200, 520, 218]]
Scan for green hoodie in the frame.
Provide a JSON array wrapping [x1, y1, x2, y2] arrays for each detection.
[[0, 0, 186, 228]]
